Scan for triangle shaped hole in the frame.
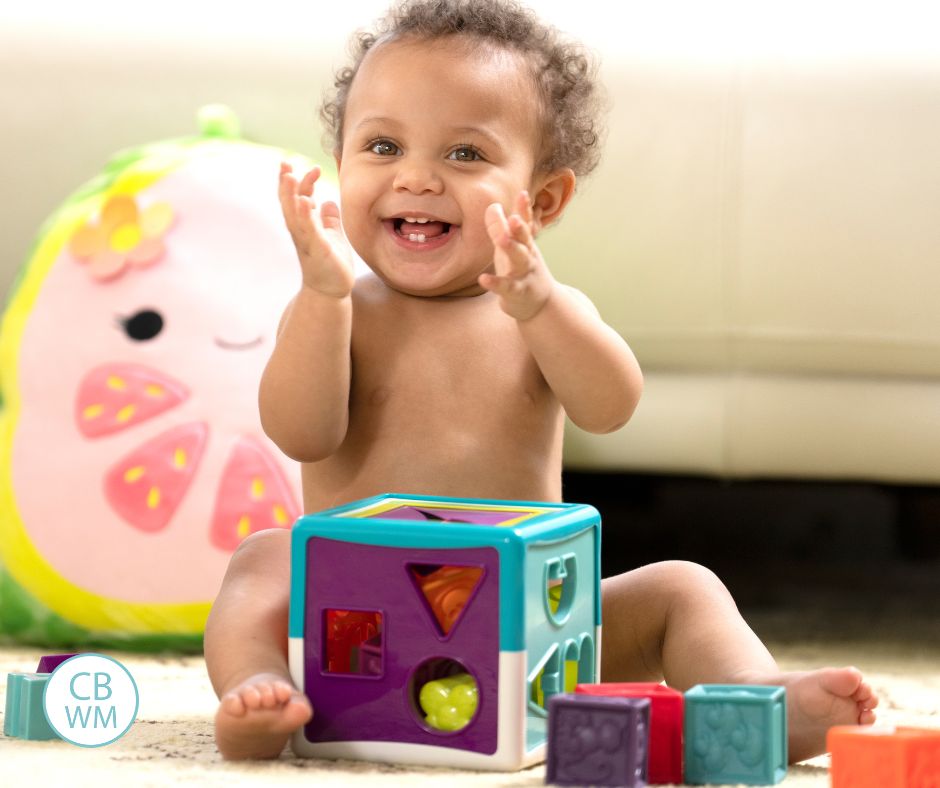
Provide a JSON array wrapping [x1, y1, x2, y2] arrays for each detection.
[[407, 563, 485, 637]]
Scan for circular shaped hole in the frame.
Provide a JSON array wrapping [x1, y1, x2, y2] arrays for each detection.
[[408, 657, 479, 734]]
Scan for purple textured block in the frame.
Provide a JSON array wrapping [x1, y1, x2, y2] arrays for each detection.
[[547, 693, 650, 787], [36, 654, 78, 674]]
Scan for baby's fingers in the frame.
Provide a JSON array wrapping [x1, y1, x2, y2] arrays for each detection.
[[516, 190, 534, 227], [478, 271, 518, 297], [485, 202, 510, 244], [319, 200, 343, 233], [508, 213, 533, 249], [278, 163, 298, 214], [298, 166, 322, 199], [486, 204, 531, 276]]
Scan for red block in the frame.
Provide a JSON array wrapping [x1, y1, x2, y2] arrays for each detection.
[[829, 726, 940, 788], [576, 682, 683, 784]]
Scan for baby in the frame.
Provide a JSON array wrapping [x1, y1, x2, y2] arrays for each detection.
[[205, 0, 878, 764]]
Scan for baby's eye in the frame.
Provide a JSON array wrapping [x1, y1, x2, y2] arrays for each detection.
[[449, 146, 482, 162], [369, 140, 400, 156]]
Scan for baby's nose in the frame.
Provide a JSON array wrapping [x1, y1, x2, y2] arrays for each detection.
[[392, 162, 444, 195]]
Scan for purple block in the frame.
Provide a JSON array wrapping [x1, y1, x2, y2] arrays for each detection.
[[303, 538, 500, 753], [547, 693, 651, 787], [36, 654, 78, 674]]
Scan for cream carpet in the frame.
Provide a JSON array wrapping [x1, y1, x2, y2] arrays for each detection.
[[2, 639, 938, 787]]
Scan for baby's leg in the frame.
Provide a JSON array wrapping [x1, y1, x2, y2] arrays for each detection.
[[601, 561, 877, 763], [204, 528, 311, 760]]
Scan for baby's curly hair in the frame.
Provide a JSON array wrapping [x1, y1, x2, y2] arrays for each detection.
[[320, 0, 605, 177]]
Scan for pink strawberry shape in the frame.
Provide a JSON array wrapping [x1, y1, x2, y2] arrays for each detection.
[[104, 422, 209, 533], [210, 436, 300, 551], [75, 363, 188, 438]]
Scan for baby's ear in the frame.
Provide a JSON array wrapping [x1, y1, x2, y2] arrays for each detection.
[[530, 168, 576, 233]]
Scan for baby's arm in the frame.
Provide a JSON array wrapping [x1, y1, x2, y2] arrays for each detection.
[[480, 194, 642, 434], [258, 164, 355, 461]]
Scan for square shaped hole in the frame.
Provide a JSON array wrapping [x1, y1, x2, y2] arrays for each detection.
[[323, 609, 383, 677]]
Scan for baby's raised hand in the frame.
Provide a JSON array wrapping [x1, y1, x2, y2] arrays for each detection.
[[479, 192, 556, 321], [278, 163, 355, 298]]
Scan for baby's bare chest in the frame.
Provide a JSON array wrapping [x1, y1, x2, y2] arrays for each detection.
[[302, 289, 564, 508], [350, 300, 548, 431]]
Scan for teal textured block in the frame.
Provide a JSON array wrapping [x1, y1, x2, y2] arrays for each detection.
[[4, 672, 58, 740], [684, 684, 786, 785]]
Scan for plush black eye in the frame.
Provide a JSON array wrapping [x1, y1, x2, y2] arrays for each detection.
[[121, 309, 164, 341]]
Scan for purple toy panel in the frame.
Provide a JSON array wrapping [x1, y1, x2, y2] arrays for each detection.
[[303, 538, 500, 753]]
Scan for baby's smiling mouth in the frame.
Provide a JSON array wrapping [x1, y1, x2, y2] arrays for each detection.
[[389, 217, 453, 244]]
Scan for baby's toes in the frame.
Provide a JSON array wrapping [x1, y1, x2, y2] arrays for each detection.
[[220, 691, 247, 717], [255, 681, 281, 709], [859, 707, 877, 725], [853, 680, 878, 707], [238, 683, 265, 711], [283, 695, 314, 728], [272, 681, 295, 704]]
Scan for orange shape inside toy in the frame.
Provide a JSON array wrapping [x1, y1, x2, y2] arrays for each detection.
[[408, 564, 484, 637]]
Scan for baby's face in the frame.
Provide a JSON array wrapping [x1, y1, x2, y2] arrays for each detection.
[[336, 36, 543, 297]]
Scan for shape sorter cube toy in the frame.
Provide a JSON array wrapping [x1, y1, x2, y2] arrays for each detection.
[[546, 693, 650, 787], [577, 682, 684, 784], [288, 493, 601, 770], [828, 725, 940, 788], [684, 685, 787, 785]]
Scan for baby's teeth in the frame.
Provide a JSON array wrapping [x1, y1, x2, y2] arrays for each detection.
[[408, 233, 427, 243], [405, 217, 429, 224]]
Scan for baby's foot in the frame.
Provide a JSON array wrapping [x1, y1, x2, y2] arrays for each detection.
[[738, 666, 878, 763], [214, 672, 313, 760]]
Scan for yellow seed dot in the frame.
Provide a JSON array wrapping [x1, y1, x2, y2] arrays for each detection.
[[250, 478, 265, 500], [82, 403, 104, 421], [115, 404, 136, 423], [174, 449, 187, 469], [106, 376, 127, 391], [123, 466, 145, 483], [144, 384, 165, 398], [237, 516, 251, 538], [110, 223, 142, 253], [147, 487, 161, 509], [273, 505, 288, 525]]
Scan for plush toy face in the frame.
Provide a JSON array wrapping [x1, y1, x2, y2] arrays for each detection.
[[0, 139, 324, 637]]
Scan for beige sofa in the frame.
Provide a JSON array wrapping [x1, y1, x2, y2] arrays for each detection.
[[3, 2, 938, 484]]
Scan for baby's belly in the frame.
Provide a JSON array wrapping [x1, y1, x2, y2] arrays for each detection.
[[300, 419, 563, 513]]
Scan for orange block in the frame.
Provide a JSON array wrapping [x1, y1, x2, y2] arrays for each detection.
[[829, 726, 940, 788]]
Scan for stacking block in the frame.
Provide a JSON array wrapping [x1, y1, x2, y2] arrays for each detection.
[[546, 693, 650, 786], [36, 654, 77, 673], [684, 684, 786, 785], [577, 682, 683, 784], [288, 493, 602, 770], [829, 725, 940, 788], [3, 673, 58, 740]]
